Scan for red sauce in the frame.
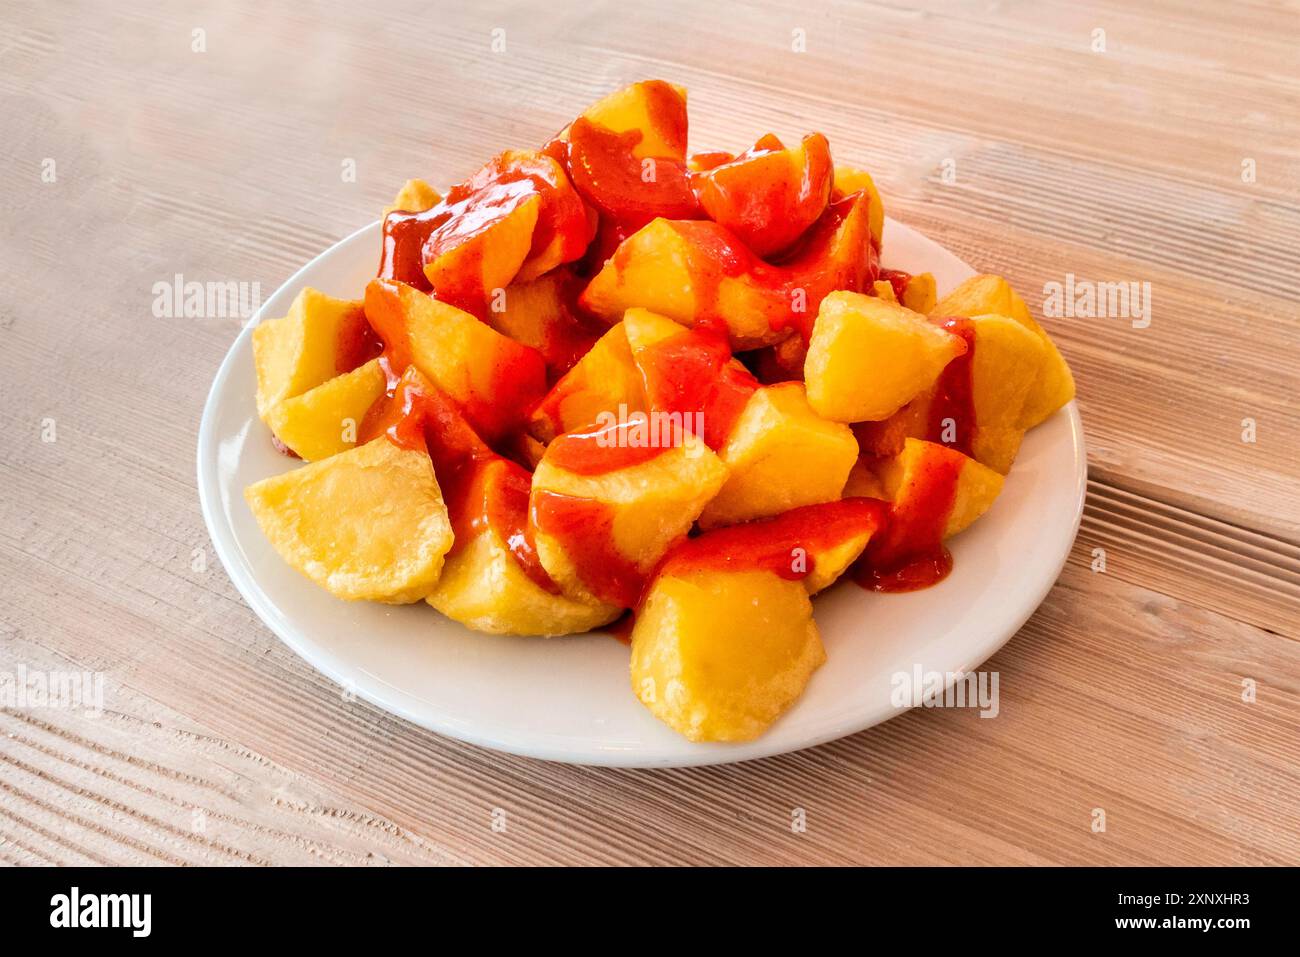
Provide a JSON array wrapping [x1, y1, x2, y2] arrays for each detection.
[[361, 281, 417, 378], [852, 447, 963, 592], [690, 132, 833, 259], [423, 178, 536, 316], [659, 498, 886, 583], [774, 191, 878, 342], [607, 609, 635, 644], [544, 420, 674, 475], [530, 490, 644, 607], [551, 80, 697, 247], [687, 149, 736, 172], [857, 548, 953, 592], [335, 307, 384, 374], [925, 317, 977, 458], [634, 323, 758, 450], [378, 208, 442, 292], [563, 119, 698, 229], [454, 458, 557, 593], [880, 268, 911, 304]]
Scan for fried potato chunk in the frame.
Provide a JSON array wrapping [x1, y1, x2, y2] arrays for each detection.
[[528, 323, 647, 442], [252, 288, 367, 420], [932, 274, 1074, 428], [264, 358, 387, 461], [877, 438, 1005, 539], [531, 427, 728, 607], [831, 164, 885, 248], [699, 383, 857, 529], [426, 462, 618, 635], [805, 291, 968, 422], [384, 178, 442, 216], [364, 278, 547, 442], [244, 438, 453, 603], [630, 568, 825, 741]]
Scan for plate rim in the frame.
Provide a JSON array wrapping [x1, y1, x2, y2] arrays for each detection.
[[197, 217, 1086, 768]]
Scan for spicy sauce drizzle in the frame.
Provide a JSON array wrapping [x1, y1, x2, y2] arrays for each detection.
[[852, 451, 963, 593], [925, 317, 977, 458]]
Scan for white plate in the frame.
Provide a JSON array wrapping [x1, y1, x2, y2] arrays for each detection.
[[197, 218, 1085, 768]]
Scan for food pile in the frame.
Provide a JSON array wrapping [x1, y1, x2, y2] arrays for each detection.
[[245, 81, 1075, 742]]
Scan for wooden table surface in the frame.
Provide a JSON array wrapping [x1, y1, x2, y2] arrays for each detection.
[[2, 0, 1297, 866]]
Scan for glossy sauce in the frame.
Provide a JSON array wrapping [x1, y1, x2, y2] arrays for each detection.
[[562, 119, 698, 228], [879, 268, 911, 304], [378, 208, 443, 292], [380, 151, 591, 315], [548, 80, 697, 276], [422, 177, 537, 316], [544, 420, 674, 475], [687, 149, 736, 172], [530, 490, 644, 608], [852, 451, 963, 592], [634, 324, 758, 449], [659, 498, 886, 584], [689, 133, 833, 258], [925, 317, 977, 458]]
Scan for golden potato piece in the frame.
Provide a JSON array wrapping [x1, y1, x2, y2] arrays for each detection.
[[531, 428, 728, 607], [932, 274, 1074, 428], [384, 178, 442, 216], [803, 529, 873, 594], [264, 358, 387, 462], [529, 323, 647, 442], [805, 291, 967, 423], [661, 499, 882, 597], [630, 568, 825, 742], [852, 312, 1047, 475], [423, 193, 541, 315], [427, 457, 617, 634], [428, 526, 619, 636], [621, 306, 686, 352], [900, 272, 937, 313], [832, 164, 884, 248], [252, 288, 366, 420], [951, 313, 1046, 474], [364, 278, 547, 442], [244, 438, 453, 603], [700, 383, 857, 529]]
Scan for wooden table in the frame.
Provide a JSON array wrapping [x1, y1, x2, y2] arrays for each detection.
[[2, 0, 1297, 866]]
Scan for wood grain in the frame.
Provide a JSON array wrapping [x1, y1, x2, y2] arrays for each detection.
[[1, 0, 1297, 866]]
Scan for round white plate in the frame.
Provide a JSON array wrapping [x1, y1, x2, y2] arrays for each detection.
[[197, 218, 1085, 768]]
